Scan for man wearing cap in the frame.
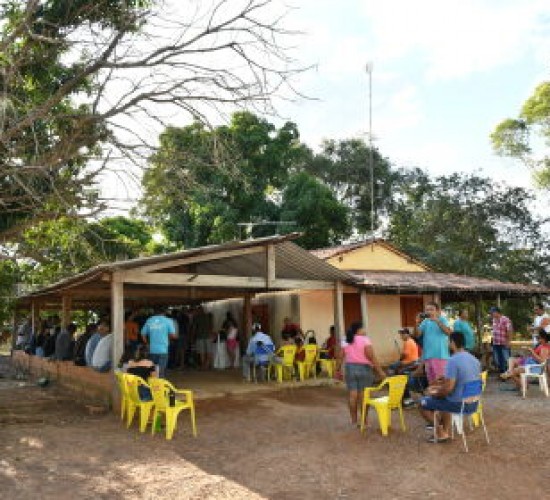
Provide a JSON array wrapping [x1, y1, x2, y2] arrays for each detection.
[[490, 306, 513, 373]]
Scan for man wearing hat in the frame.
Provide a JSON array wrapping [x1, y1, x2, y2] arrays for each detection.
[[490, 306, 513, 373]]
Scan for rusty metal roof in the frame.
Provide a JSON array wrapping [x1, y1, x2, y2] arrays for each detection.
[[350, 271, 550, 296]]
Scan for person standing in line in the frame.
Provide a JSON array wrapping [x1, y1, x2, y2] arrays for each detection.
[[489, 306, 513, 374], [453, 309, 476, 353], [340, 321, 385, 428], [141, 307, 175, 378], [415, 302, 452, 384]]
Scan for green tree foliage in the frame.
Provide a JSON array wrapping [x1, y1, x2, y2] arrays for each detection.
[[16, 216, 153, 285], [491, 81, 550, 186], [280, 172, 350, 249], [141, 112, 311, 247], [387, 171, 549, 284], [0, 0, 148, 241], [305, 139, 397, 235]]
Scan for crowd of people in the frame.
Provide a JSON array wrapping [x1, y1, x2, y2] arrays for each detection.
[[339, 301, 550, 442]]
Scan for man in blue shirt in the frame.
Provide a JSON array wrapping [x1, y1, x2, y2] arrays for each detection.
[[453, 309, 476, 352], [419, 332, 481, 443], [415, 302, 451, 384], [85, 321, 105, 366], [141, 308, 175, 378], [242, 324, 275, 381]]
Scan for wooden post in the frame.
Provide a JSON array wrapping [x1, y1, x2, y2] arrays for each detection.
[[243, 293, 253, 343], [31, 300, 40, 336], [333, 281, 345, 345], [496, 293, 501, 308], [474, 297, 484, 348], [433, 292, 442, 306], [360, 289, 368, 329], [61, 295, 72, 328], [111, 273, 125, 370], [266, 244, 276, 289]]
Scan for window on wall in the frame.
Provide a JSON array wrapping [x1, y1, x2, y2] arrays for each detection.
[[400, 297, 424, 329]]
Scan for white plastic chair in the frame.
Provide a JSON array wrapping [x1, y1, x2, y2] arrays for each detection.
[[520, 360, 549, 398], [434, 379, 489, 453]]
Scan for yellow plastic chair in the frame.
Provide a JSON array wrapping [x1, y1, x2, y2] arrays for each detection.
[[317, 350, 336, 378], [115, 371, 129, 421], [297, 345, 318, 381], [150, 378, 197, 440], [273, 345, 296, 383], [124, 373, 155, 433], [471, 370, 488, 428], [360, 375, 408, 436]]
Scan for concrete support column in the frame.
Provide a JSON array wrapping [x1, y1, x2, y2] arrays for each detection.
[[333, 281, 345, 345], [111, 274, 124, 370]]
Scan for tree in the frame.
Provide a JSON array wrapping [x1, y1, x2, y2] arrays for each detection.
[[304, 139, 397, 235], [386, 171, 549, 283], [141, 112, 311, 247], [14, 215, 154, 285], [0, 0, 305, 248], [491, 81, 550, 186], [280, 172, 350, 249]]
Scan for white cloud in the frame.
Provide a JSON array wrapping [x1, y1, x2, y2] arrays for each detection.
[[359, 0, 550, 81]]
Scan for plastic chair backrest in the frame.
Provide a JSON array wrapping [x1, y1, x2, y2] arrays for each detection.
[[303, 345, 318, 364], [461, 379, 482, 402], [279, 345, 296, 365], [124, 373, 145, 404], [150, 378, 171, 411], [254, 342, 274, 365], [115, 371, 126, 395], [387, 375, 408, 407]]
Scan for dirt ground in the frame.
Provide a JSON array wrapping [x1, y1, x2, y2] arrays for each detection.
[[1, 361, 549, 500]]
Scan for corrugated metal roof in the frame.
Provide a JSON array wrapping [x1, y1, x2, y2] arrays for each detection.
[[18, 234, 351, 301], [350, 271, 550, 295]]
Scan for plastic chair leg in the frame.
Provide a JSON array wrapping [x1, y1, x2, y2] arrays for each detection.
[[126, 405, 137, 428], [375, 405, 390, 436], [166, 413, 176, 440], [140, 405, 153, 433], [521, 375, 527, 398], [398, 407, 406, 431], [360, 401, 368, 433], [190, 405, 197, 437]]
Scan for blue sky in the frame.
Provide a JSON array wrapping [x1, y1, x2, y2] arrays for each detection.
[[275, 0, 550, 185]]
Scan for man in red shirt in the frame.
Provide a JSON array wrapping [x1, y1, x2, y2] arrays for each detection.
[[490, 306, 513, 373]]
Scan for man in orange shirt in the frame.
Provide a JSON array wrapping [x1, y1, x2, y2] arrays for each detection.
[[390, 328, 419, 373], [124, 311, 140, 353]]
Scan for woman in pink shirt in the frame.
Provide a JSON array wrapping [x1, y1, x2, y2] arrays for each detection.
[[341, 322, 386, 427]]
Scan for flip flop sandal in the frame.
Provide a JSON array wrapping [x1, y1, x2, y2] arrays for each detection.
[[427, 436, 450, 444]]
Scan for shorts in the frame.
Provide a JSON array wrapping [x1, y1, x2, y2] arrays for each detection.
[[425, 358, 448, 383], [345, 363, 374, 392], [420, 396, 478, 414]]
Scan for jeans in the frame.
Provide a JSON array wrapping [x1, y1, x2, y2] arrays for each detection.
[[492, 344, 510, 373], [150, 353, 168, 378]]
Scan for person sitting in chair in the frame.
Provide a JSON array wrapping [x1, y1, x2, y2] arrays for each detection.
[[500, 330, 550, 391], [242, 324, 276, 381], [419, 332, 481, 443]]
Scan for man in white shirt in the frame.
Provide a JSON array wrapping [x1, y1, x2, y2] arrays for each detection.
[[242, 324, 275, 381]]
